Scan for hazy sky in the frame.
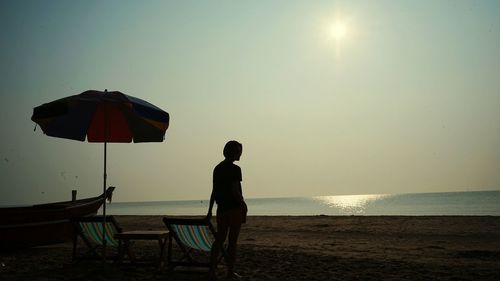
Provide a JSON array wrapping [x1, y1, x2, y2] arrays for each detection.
[[1, 0, 499, 204]]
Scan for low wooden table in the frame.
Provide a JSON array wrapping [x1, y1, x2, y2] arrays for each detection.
[[115, 230, 169, 268]]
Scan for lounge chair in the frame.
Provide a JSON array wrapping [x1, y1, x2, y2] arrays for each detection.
[[72, 215, 130, 261], [162, 217, 226, 269]]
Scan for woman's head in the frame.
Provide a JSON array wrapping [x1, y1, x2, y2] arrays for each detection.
[[223, 140, 243, 161]]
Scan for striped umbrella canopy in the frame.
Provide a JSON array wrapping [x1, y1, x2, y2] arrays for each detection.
[[32, 90, 169, 142], [31, 89, 170, 256]]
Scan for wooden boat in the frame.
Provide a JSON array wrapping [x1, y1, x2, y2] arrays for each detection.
[[0, 187, 115, 250]]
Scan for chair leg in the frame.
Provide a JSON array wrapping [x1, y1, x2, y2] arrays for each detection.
[[126, 241, 135, 262], [117, 239, 124, 263], [158, 237, 167, 268], [167, 235, 173, 266], [72, 234, 78, 262]]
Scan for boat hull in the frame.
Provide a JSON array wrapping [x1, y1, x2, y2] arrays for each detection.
[[1, 219, 85, 249], [0, 187, 114, 250]]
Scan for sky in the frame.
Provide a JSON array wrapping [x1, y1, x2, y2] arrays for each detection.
[[1, 0, 500, 205]]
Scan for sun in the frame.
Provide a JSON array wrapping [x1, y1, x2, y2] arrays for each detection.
[[321, 16, 354, 56], [329, 20, 348, 41]]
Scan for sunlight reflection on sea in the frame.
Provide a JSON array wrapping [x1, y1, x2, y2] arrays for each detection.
[[312, 194, 393, 215]]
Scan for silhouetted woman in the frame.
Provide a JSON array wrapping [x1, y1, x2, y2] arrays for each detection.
[[207, 140, 247, 280]]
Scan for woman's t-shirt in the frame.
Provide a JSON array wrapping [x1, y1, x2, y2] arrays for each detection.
[[213, 160, 243, 213]]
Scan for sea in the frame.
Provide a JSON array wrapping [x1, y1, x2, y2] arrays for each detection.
[[104, 190, 500, 216]]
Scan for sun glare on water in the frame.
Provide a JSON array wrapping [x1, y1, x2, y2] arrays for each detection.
[[314, 194, 390, 214]]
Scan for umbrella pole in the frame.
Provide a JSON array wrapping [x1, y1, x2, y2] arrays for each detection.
[[102, 140, 107, 260], [102, 98, 108, 261]]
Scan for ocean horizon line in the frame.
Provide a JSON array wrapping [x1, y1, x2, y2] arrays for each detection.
[[105, 189, 500, 216], [111, 188, 500, 204]]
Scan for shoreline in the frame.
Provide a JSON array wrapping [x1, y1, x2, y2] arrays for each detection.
[[1, 215, 500, 280]]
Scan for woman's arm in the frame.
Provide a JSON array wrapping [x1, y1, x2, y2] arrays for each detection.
[[207, 187, 215, 218]]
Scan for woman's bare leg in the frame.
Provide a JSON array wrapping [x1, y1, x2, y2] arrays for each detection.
[[226, 224, 242, 277], [209, 223, 229, 280]]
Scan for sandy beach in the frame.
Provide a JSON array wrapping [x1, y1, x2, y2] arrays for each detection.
[[1, 216, 500, 281]]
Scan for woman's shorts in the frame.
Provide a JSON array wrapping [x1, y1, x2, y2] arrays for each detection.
[[217, 206, 247, 226]]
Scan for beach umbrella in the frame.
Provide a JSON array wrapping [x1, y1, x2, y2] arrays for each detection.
[[31, 89, 169, 257]]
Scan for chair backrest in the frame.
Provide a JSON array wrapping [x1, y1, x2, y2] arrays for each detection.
[[76, 216, 120, 247], [171, 224, 213, 251], [163, 217, 215, 252]]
